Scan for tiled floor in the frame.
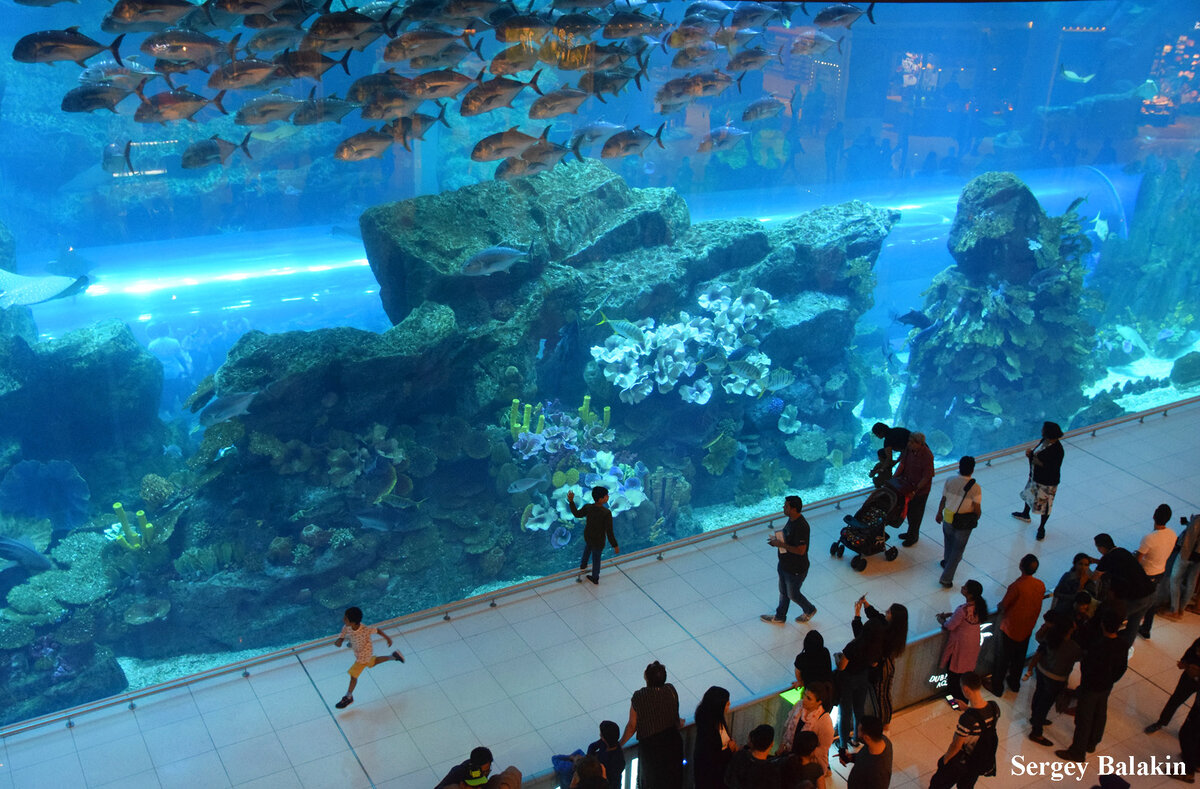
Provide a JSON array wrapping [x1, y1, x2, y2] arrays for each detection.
[[1, 403, 1198, 788]]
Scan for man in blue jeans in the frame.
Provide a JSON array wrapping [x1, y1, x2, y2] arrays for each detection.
[[936, 456, 982, 588], [762, 495, 817, 624]]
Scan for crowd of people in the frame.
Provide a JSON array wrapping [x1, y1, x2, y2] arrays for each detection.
[[357, 419, 1199, 789]]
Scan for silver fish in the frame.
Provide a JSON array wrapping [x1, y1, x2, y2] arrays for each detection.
[[462, 245, 527, 276]]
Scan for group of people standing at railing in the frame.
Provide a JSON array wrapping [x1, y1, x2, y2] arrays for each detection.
[[325, 416, 1200, 789]]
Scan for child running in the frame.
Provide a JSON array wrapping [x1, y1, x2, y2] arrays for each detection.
[[332, 606, 404, 710]]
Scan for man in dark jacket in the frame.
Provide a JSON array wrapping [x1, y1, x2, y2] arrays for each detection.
[[1056, 611, 1129, 762]]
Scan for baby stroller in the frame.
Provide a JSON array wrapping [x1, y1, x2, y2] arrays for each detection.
[[830, 483, 906, 571]]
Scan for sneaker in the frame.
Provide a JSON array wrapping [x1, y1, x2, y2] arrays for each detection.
[[334, 695, 353, 709], [1145, 722, 1164, 734], [587, 575, 599, 585], [795, 610, 816, 624], [761, 614, 786, 624], [392, 650, 405, 663], [1011, 511, 1031, 523], [1036, 527, 1046, 541]]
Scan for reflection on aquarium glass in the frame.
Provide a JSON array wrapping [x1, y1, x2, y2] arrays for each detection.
[[1, 0, 1198, 725]]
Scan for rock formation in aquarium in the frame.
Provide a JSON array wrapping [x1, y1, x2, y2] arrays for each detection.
[[1090, 155, 1200, 360], [899, 172, 1098, 453]]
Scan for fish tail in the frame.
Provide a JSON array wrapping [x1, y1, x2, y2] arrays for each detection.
[[596, 311, 608, 327], [653, 122, 665, 150], [239, 132, 253, 159], [528, 68, 543, 96], [338, 49, 352, 77], [571, 135, 584, 162], [836, 36, 844, 55], [109, 33, 125, 68], [867, 2, 876, 24], [211, 90, 228, 116], [227, 32, 242, 62], [134, 77, 149, 104], [435, 101, 449, 128]]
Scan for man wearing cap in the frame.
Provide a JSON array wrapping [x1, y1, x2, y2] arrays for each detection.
[[436, 746, 523, 789]]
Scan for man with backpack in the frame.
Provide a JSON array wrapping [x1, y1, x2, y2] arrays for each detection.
[[929, 672, 999, 789]]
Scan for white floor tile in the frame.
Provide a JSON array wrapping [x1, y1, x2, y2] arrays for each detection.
[[217, 733, 292, 785]]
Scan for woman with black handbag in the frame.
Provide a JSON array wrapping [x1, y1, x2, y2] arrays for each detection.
[[1012, 421, 1065, 541]]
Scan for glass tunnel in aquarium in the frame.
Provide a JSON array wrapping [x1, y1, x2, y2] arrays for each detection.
[[0, 0, 1199, 726]]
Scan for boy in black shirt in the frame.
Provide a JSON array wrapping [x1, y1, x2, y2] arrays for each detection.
[[568, 486, 619, 584]]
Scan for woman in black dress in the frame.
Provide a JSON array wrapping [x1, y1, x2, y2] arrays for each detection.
[[1012, 420, 1065, 541], [619, 661, 684, 789], [692, 686, 737, 789]]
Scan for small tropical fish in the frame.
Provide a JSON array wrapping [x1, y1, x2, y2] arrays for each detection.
[[596, 311, 647, 347], [763, 369, 795, 392], [507, 475, 548, 493], [461, 245, 527, 276], [726, 359, 763, 381]]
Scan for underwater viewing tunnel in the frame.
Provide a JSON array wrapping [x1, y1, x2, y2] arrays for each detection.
[[1, 0, 1199, 784]]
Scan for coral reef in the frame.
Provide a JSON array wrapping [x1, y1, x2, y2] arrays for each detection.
[[901, 172, 1097, 450]]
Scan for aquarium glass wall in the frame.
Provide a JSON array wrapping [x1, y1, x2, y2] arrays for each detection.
[[1, 0, 1198, 724]]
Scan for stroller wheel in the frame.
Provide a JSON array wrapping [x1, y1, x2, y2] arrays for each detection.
[[885, 546, 899, 561], [850, 555, 867, 572], [830, 541, 840, 557], [836, 543, 845, 558]]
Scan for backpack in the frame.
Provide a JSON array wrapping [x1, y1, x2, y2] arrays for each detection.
[[964, 703, 999, 777]]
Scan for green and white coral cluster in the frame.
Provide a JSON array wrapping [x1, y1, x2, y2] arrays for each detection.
[[590, 285, 781, 404]]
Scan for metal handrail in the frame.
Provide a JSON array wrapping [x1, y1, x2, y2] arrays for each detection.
[[3, 394, 1196, 739]]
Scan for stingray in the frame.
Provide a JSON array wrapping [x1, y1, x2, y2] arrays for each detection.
[[0, 269, 89, 309]]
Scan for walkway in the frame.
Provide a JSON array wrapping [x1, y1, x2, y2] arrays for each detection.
[[2, 403, 1198, 788]]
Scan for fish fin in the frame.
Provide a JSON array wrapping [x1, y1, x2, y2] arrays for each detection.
[[134, 77, 149, 104], [867, 1, 876, 24], [240, 132, 253, 159], [596, 310, 608, 326], [338, 49, 352, 77], [529, 68, 542, 96], [211, 90, 228, 116], [836, 36, 844, 55], [540, 124, 551, 141], [653, 122, 665, 150], [435, 101, 449, 128], [571, 136, 584, 162], [227, 33, 242, 62], [109, 33, 125, 68], [123, 140, 133, 174], [801, 1, 809, 13], [736, 72, 745, 94]]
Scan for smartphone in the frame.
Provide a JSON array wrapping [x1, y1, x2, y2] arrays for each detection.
[[945, 695, 961, 710]]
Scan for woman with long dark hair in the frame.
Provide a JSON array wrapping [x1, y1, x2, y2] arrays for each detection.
[[855, 599, 909, 728], [1012, 420, 1065, 541], [619, 661, 684, 789], [692, 686, 737, 789], [937, 580, 989, 703]]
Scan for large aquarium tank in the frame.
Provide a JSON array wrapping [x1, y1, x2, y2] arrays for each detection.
[[1, 0, 1198, 724]]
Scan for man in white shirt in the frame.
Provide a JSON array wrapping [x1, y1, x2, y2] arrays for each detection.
[[935, 456, 982, 588], [1133, 503, 1177, 640]]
